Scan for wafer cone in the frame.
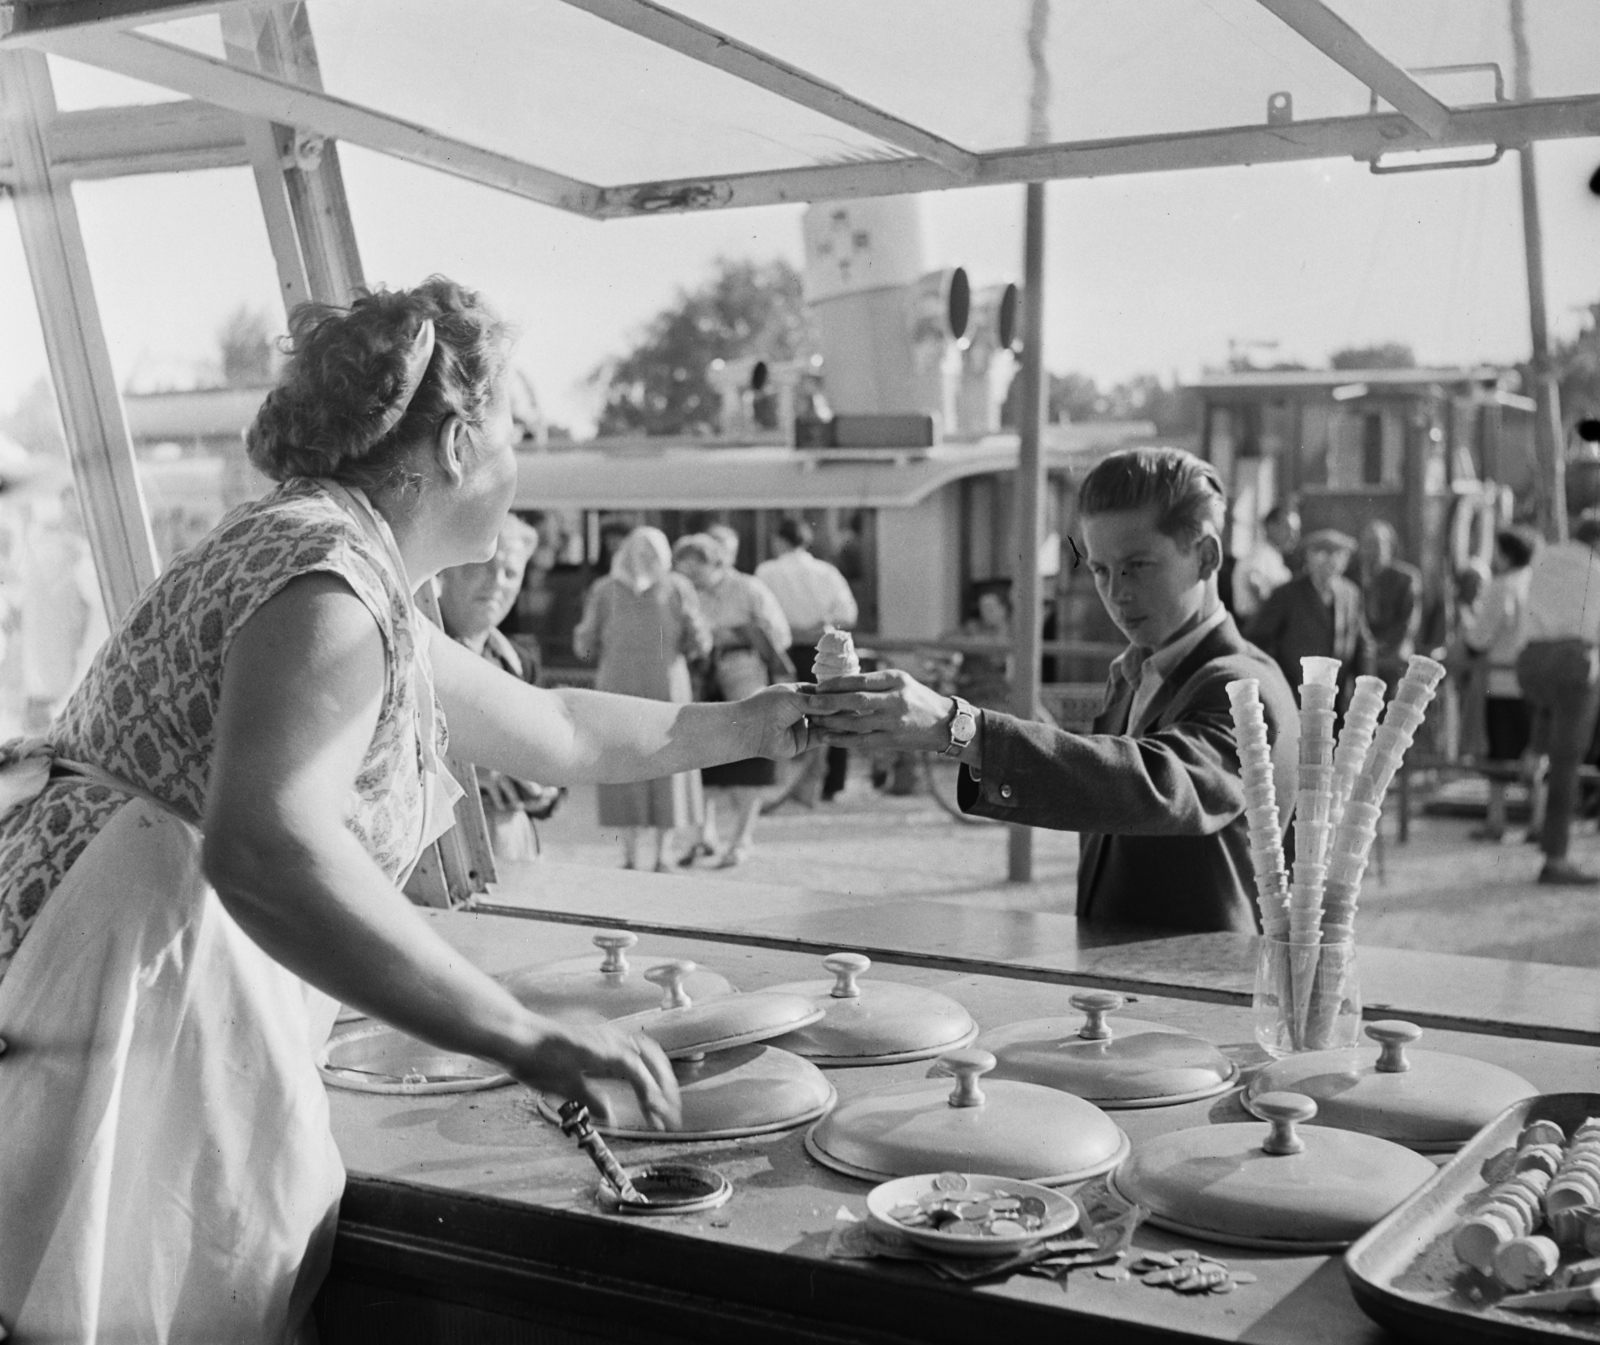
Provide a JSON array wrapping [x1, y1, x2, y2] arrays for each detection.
[[1305, 936, 1357, 1049], [1300, 656, 1342, 688]]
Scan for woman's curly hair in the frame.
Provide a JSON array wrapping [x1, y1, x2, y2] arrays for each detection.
[[246, 276, 510, 494]]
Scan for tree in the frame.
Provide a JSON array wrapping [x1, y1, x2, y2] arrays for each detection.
[[0, 376, 66, 460], [590, 257, 813, 437], [216, 306, 278, 387], [1330, 342, 1416, 370], [1555, 299, 1600, 427]]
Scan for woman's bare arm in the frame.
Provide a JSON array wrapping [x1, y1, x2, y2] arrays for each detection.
[[427, 620, 810, 783], [201, 574, 678, 1124]]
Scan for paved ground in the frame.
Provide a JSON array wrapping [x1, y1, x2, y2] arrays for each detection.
[[533, 761, 1600, 969]]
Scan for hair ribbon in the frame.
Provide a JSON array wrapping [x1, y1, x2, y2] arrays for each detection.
[[369, 317, 436, 445]]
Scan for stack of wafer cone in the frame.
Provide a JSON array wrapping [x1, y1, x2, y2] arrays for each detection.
[[1328, 675, 1387, 832], [1226, 678, 1290, 940], [1283, 657, 1339, 1043], [1321, 655, 1446, 942]]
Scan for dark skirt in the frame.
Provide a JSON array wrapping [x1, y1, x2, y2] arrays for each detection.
[[1485, 696, 1532, 762], [702, 757, 778, 787]]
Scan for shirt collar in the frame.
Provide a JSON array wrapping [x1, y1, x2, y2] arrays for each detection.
[[1113, 605, 1226, 685]]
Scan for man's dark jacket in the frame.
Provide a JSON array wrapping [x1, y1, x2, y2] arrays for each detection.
[[957, 614, 1299, 933], [1247, 573, 1369, 701]]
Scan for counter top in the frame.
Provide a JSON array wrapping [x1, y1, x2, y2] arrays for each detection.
[[475, 860, 1600, 1047], [320, 908, 1600, 1345]]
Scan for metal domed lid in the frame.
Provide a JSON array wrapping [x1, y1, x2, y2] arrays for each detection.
[[318, 1022, 510, 1094], [762, 953, 979, 1066], [1113, 1092, 1437, 1250], [610, 961, 824, 1058], [805, 1048, 1129, 1186], [539, 1043, 835, 1140], [499, 931, 736, 1020], [1246, 1020, 1539, 1151], [977, 991, 1237, 1107]]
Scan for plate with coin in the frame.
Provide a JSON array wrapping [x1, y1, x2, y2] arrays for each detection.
[[865, 1171, 1080, 1258]]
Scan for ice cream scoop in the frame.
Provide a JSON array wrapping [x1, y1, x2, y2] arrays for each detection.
[[814, 628, 860, 684]]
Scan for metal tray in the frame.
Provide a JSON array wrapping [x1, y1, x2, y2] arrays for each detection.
[[1345, 1093, 1600, 1343]]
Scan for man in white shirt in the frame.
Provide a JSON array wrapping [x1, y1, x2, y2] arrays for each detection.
[[1517, 510, 1600, 885], [756, 518, 859, 800], [1232, 505, 1299, 621]]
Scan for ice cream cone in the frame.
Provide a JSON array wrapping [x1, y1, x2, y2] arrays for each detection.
[[1300, 656, 1342, 688], [1226, 678, 1261, 704], [1304, 937, 1357, 1049], [1299, 740, 1336, 768]]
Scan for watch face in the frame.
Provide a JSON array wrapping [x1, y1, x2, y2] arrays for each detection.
[[952, 709, 977, 742]]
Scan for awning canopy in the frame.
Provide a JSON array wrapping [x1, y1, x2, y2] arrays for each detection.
[[3, 1, 1597, 214], [513, 423, 1150, 511]]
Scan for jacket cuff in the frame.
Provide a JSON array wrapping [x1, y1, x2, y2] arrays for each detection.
[[958, 710, 1022, 816]]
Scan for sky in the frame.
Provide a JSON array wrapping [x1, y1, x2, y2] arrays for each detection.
[[1, 11, 1598, 439]]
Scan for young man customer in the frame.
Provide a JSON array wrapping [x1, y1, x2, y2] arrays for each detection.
[[810, 447, 1299, 933]]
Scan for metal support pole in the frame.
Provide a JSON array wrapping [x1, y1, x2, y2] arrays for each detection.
[[1512, 0, 1568, 542], [1008, 1, 1051, 883], [1008, 180, 1049, 883], [0, 47, 160, 621]]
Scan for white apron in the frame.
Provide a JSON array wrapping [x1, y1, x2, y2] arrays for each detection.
[[0, 484, 462, 1343]]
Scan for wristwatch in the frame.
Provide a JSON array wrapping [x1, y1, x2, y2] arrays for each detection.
[[941, 696, 979, 759]]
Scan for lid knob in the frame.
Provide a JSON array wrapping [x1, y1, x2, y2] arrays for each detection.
[[933, 1048, 996, 1109], [1252, 1091, 1318, 1155], [1070, 990, 1124, 1041], [593, 930, 638, 976], [644, 960, 696, 1010], [823, 952, 870, 999], [1367, 1020, 1422, 1073]]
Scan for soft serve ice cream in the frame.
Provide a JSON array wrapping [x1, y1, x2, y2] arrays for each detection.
[[813, 628, 860, 684]]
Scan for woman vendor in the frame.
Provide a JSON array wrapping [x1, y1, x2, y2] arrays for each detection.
[[0, 277, 812, 1342]]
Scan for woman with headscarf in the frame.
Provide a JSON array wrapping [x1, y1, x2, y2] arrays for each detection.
[[672, 531, 793, 867], [574, 526, 711, 870]]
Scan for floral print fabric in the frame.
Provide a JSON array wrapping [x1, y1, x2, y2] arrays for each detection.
[[0, 479, 431, 982]]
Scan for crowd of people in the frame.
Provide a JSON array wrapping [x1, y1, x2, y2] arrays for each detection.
[[561, 515, 856, 870], [1224, 500, 1600, 887]]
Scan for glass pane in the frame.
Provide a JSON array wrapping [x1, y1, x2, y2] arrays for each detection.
[[72, 168, 285, 568], [46, 53, 186, 111], [1325, 0, 1600, 105], [138, 0, 907, 187], [0, 201, 111, 736], [669, 0, 1373, 150]]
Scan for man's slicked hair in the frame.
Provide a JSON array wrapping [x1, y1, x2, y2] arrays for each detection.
[[1078, 447, 1226, 550]]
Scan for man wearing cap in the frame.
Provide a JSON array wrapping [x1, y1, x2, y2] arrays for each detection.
[[1517, 509, 1600, 886], [1247, 527, 1372, 705]]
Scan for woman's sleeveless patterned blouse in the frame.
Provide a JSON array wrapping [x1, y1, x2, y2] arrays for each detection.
[[0, 479, 432, 979]]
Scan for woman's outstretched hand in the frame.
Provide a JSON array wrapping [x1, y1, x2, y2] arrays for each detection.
[[745, 684, 818, 760], [507, 1019, 682, 1130]]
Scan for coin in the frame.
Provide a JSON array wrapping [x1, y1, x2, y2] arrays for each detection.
[[1173, 1249, 1202, 1261], [1138, 1252, 1179, 1268], [1017, 1196, 1048, 1220], [1096, 1265, 1132, 1281], [1230, 1271, 1258, 1284], [945, 1220, 988, 1237], [1210, 1280, 1237, 1295], [955, 1200, 993, 1221], [988, 1197, 1022, 1213], [989, 1220, 1027, 1237], [933, 1172, 968, 1194], [1143, 1269, 1181, 1286]]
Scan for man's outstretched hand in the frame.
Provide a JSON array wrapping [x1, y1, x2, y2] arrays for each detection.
[[806, 669, 965, 757]]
